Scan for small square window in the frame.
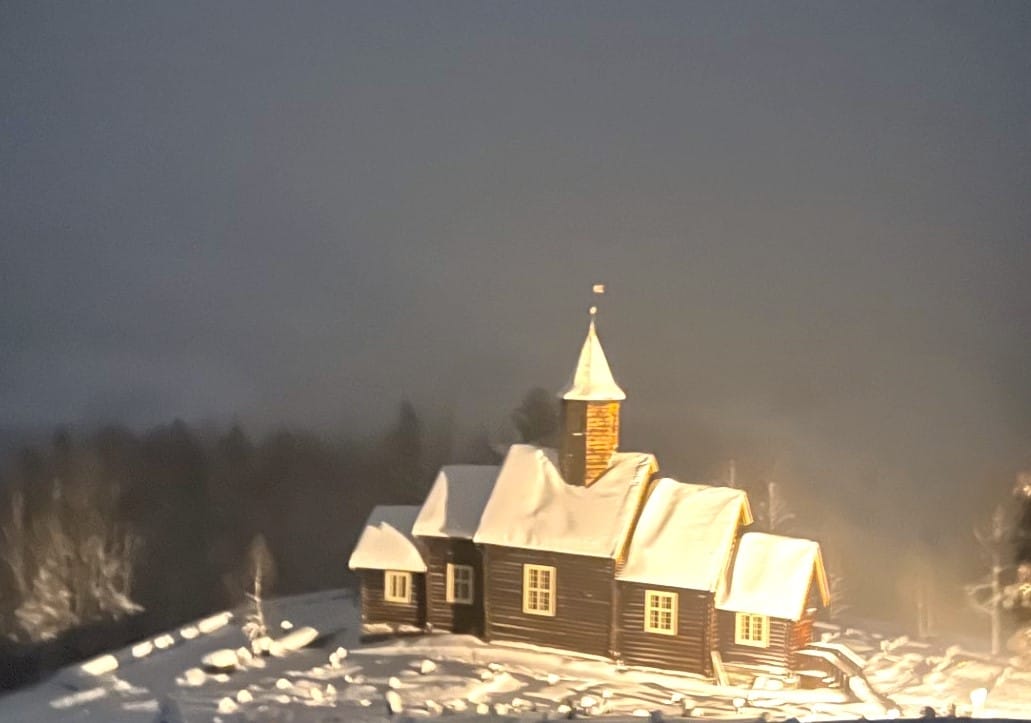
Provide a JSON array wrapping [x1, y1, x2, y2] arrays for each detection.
[[644, 591, 678, 635], [446, 563, 475, 604], [734, 612, 769, 647], [522, 564, 556, 616], [384, 571, 412, 603]]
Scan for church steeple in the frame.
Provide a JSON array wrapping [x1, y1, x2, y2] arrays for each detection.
[[559, 306, 626, 402], [558, 297, 624, 486]]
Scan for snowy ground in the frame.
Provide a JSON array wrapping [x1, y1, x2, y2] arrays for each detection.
[[1, 588, 1028, 722]]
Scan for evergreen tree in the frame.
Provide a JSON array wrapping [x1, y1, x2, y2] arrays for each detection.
[[512, 387, 559, 446]]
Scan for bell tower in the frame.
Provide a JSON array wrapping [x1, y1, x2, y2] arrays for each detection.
[[558, 298, 625, 486]]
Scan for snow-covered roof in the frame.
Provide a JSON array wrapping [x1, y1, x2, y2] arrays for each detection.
[[412, 464, 500, 539], [718, 532, 829, 621], [347, 505, 427, 572], [617, 479, 752, 592], [473, 444, 656, 558], [559, 318, 626, 401]]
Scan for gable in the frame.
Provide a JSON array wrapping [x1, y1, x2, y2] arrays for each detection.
[[412, 464, 499, 539], [717, 532, 828, 621], [617, 479, 751, 593], [348, 505, 427, 572]]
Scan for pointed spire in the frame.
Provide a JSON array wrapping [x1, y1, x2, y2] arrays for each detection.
[[559, 306, 626, 401]]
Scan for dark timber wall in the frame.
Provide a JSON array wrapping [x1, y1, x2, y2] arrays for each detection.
[[716, 610, 794, 668], [482, 545, 613, 658], [359, 569, 426, 629], [422, 538, 484, 635], [615, 583, 714, 675]]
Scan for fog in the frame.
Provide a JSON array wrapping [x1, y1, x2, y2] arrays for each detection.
[[2, 2, 1029, 631]]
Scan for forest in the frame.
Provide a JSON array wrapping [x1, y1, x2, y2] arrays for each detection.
[[0, 397, 504, 690]]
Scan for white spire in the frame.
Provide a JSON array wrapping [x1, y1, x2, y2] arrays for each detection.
[[559, 309, 626, 401]]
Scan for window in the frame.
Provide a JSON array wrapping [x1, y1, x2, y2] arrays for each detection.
[[446, 563, 474, 604], [384, 571, 412, 603], [522, 564, 556, 616], [644, 591, 678, 635], [734, 612, 769, 647]]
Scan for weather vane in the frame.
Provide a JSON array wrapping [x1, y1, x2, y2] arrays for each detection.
[[590, 283, 605, 317]]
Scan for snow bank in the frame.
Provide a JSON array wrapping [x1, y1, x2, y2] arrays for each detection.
[[412, 465, 499, 539], [348, 505, 427, 572], [474, 445, 656, 557]]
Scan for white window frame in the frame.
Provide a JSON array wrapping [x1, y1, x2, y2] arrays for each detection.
[[446, 563, 475, 605], [384, 570, 412, 604], [522, 564, 556, 616], [644, 590, 678, 635], [734, 612, 770, 647]]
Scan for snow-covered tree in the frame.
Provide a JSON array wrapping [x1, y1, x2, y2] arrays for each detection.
[[1, 471, 141, 642]]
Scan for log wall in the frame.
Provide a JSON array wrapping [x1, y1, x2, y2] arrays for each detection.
[[482, 545, 613, 658], [615, 583, 714, 675], [423, 538, 484, 635], [359, 569, 426, 628]]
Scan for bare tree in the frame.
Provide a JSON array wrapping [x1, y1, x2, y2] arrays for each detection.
[[966, 504, 1012, 655], [756, 480, 796, 534], [242, 534, 276, 644]]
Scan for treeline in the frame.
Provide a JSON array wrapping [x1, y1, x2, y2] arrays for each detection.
[[0, 400, 477, 651]]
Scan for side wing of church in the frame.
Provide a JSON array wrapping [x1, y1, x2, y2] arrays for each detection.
[[348, 306, 829, 676]]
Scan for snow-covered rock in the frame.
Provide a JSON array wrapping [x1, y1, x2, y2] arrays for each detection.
[[80, 654, 118, 676], [197, 612, 232, 634], [385, 689, 403, 715], [153, 633, 175, 649], [131, 641, 154, 658], [235, 688, 253, 703], [216, 696, 238, 714], [269, 625, 318, 656], [388, 675, 402, 689], [201, 649, 238, 672], [178, 667, 206, 687]]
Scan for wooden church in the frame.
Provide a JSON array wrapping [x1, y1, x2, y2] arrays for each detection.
[[349, 305, 830, 676]]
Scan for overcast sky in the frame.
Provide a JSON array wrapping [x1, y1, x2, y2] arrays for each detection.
[[2, 3, 1029, 551]]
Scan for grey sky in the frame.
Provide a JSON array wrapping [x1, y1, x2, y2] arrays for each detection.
[[2, 2, 1029, 579]]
